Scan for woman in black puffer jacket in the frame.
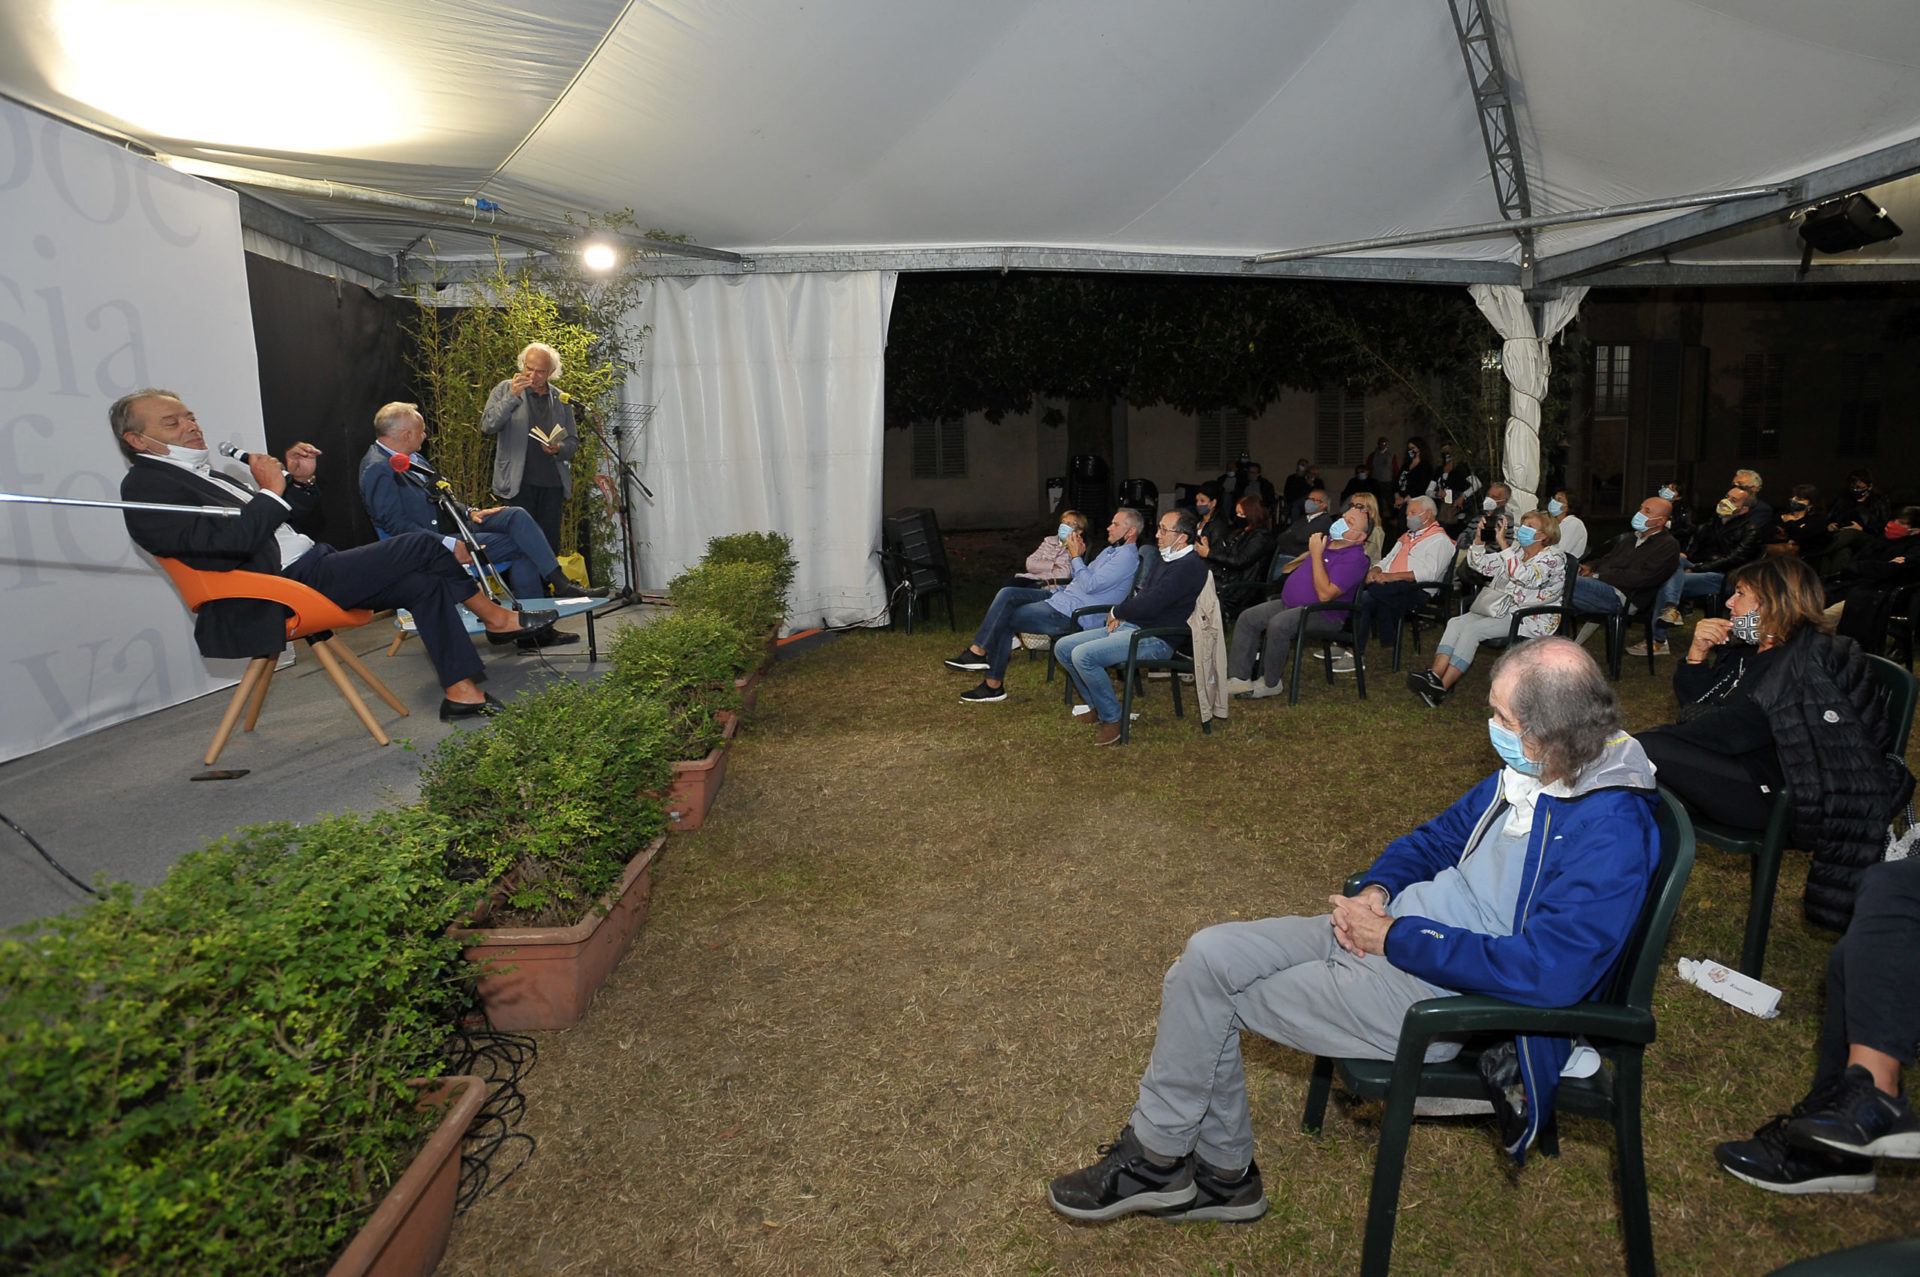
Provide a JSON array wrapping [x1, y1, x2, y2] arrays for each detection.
[[1636, 556, 1914, 931]]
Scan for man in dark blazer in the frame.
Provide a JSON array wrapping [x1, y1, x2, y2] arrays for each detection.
[[113, 388, 555, 719]]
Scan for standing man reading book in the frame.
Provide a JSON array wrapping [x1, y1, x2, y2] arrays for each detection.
[[481, 341, 578, 553]]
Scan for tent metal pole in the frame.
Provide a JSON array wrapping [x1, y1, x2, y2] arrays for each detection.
[[1246, 185, 1785, 265], [156, 154, 744, 264]]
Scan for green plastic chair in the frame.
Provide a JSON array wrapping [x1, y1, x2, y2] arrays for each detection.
[[1301, 788, 1695, 1277], [1766, 1238, 1920, 1276], [1684, 653, 1917, 980]]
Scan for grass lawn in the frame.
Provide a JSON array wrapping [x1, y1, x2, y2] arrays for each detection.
[[439, 531, 1918, 1275]]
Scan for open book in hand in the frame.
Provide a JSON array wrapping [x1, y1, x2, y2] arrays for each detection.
[[529, 423, 568, 448]]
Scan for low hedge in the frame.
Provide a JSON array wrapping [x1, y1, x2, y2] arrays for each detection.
[[420, 679, 678, 927], [669, 559, 783, 643], [0, 809, 470, 1275], [702, 530, 796, 605]]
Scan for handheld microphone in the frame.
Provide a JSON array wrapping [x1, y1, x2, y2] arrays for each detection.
[[388, 452, 441, 478], [216, 442, 256, 464]]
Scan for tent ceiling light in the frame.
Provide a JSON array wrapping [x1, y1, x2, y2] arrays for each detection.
[[1797, 193, 1903, 254], [51, 0, 411, 151], [581, 242, 617, 272]]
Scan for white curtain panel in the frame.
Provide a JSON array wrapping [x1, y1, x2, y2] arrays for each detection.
[[630, 271, 896, 632], [1468, 283, 1588, 514], [0, 105, 265, 763]]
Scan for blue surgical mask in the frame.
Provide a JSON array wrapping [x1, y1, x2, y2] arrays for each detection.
[[1304, 499, 1324, 516], [1658, 487, 1677, 501], [1547, 498, 1564, 516], [1515, 524, 1538, 547], [1488, 719, 1542, 776], [1328, 518, 1351, 541], [1406, 514, 1423, 532], [1729, 611, 1762, 645], [1631, 511, 1651, 533], [1057, 523, 1075, 540]]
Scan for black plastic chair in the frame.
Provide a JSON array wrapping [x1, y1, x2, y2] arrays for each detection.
[[1302, 788, 1695, 1277], [1389, 570, 1459, 672], [1684, 653, 1918, 979], [880, 545, 954, 634], [1286, 587, 1368, 705], [1116, 625, 1208, 744]]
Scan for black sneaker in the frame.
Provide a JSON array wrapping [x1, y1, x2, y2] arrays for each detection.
[[1406, 670, 1446, 708], [1787, 1064, 1920, 1160], [1150, 1157, 1267, 1223], [944, 650, 990, 672], [1715, 1115, 1876, 1195], [1047, 1127, 1196, 1221], [960, 681, 1007, 703]]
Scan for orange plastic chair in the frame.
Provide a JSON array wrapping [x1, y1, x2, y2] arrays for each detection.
[[155, 558, 411, 764]]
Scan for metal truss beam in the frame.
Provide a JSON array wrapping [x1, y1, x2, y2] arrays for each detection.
[[1533, 132, 1920, 283], [1448, 0, 1534, 263], [1576, 261, 1920, 288], [237, 193, 398, 282], [609, 245, 1520, 284]]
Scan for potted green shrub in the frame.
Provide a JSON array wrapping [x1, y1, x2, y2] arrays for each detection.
[[669, 559, 784, 674], [605, 611, 748, 829], [424, 679, 678, 1031], [0, 811, 478, 1276]]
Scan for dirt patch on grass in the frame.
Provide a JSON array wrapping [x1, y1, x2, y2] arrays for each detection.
[[438, 566, 1918, 1275]]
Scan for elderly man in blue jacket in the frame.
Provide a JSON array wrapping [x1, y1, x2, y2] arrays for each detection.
[[358, 402, 608, 617], [1048, 637, 1661, 1223]]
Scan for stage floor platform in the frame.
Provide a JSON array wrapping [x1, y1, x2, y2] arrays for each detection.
[[0, 601, 662, 934]]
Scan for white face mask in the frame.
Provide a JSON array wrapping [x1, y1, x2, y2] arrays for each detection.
[[1482, 497, 1498, 512], [167, 444, 211, 468]]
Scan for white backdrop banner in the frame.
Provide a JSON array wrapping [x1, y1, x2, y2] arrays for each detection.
[[630, 271, 895, 630], [0, 104, 266, 763]]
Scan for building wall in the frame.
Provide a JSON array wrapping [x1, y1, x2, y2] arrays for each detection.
[[882, 385, 1426, 529], [1577, 285, 1920, 515]]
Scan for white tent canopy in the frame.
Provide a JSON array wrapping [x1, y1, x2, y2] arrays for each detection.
[[3, 0, 1918, 284]]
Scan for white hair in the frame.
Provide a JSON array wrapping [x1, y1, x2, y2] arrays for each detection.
[[517, 342, 564, 378], [372, 401, 420, 438]]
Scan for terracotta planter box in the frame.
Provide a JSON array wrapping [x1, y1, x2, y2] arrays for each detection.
[[329, 1074, 485, 1277], [665, 711, 740, 831], [450, 834, 666, 1032], [733, 670, 763, 716]]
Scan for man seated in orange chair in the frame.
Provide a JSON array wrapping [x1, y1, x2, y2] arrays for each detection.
[[113, 388, 555, 720]]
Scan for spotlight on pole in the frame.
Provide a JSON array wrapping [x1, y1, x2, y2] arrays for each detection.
[[581, 241, 618, 273], [1797, 193, 1902, 255]]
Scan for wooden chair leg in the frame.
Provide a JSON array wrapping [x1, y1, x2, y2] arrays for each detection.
[[309, 638, 390, 747], [242, 660, 275, 732], [205, 658, 271, 765], [330, 638, 411, 718], [386, 630, 405, 657]]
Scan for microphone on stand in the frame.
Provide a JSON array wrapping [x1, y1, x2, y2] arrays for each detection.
[[388, 452, 449, 489]]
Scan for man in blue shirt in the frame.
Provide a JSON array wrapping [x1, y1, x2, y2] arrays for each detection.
[[945, 508, 1145, 703], [358, 403, 608, 623]]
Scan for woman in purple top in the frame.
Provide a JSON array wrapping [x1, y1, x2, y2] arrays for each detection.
[[1225, 505, 1372, 698]]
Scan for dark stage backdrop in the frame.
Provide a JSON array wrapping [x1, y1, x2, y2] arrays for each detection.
[[245, 254, 418, 549]]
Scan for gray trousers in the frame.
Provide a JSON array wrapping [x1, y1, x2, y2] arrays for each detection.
[[1228, 600, 1338, 686], [1129, 915, 1455, 1172]]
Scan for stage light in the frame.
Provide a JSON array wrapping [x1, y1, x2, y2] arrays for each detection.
[[52, 0, 412, 151], [1798, 193, 1902, 255], [581, 242, 618, 273]]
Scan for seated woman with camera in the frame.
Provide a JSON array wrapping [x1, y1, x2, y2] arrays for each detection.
[[1406, 509, 1565, 707]]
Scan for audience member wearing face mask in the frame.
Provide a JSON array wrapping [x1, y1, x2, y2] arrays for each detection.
[[1635, 555, 1912, 935]]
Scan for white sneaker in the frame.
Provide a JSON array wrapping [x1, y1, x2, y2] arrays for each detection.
[[1236, 679, 1285, 699], [1329, 650, 1358, 674], [1225, 676, 1257, 695]]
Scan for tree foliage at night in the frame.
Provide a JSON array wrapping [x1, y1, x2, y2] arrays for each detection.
[[884, 272, 1498, 430]]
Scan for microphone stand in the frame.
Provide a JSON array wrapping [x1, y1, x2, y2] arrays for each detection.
[[568, 397, 648, 610], [390, 465, 523, 611], [1, 491, 244, 518]]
